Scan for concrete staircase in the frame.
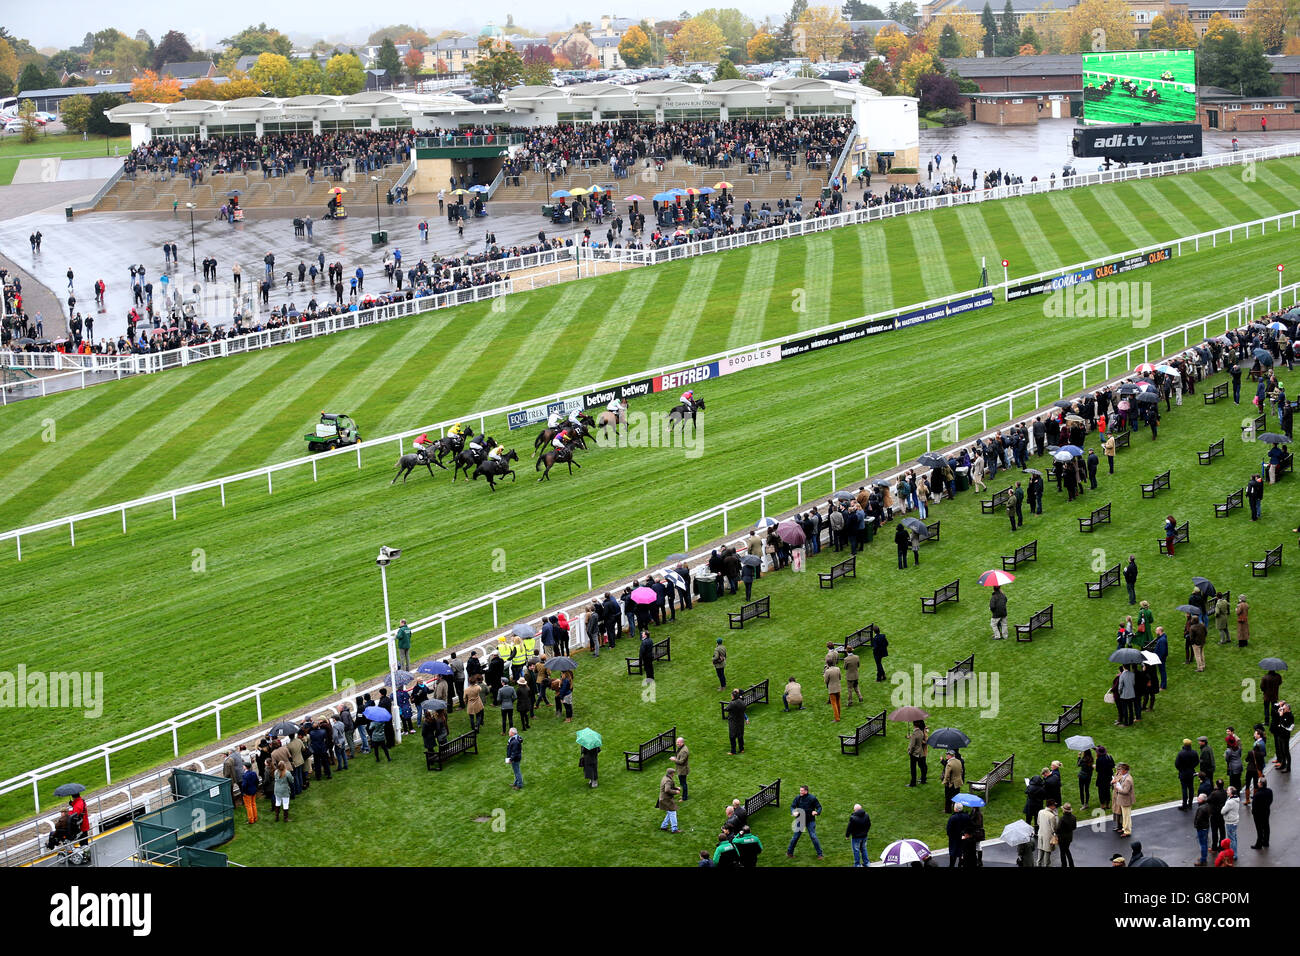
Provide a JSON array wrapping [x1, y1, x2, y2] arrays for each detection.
[[94, 163, 409, 214]]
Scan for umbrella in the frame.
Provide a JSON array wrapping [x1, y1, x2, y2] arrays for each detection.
[[665, 553, 687, 562], [714, 181, 733, 189], [917, 453, 947, 468], [889, 706, 929, 722], [390, 670, 414, 687], [684, 187, 704, 195], [569, 186, 589, 196], [417, 660, 454, 676], [225, 189, 242, 197], [1064, 735, 1095, 751], [698, 186, 715, 194], [53, 783, 86, 797], [776, 519, 806, 546], [1053, 400, 1074, 409], [999, 820, 1036, 847], [1193, 577, 1216, 596], [1053, 450, 1074, 462], [590, 185, 609, 194], [879, 839, 931, 865], [1109, 648, 1144, 664], [1268, 321, 1286, 332], [756, 516, 778, 529], [1155, 365, 1178, 376], [1134, 363, 1156, 374], [15, 337, 34, 346], [1022, 468, 1043, 477], [1141, 651, 1161, 665], [663, 570, 686, 591], [926, 727, 970, 751], [1135, 391, 1159, 405], [1259, 658, 1288, 671], [419, 698, 448, 713], [269, 720, 301, 737], [550, 189, 571, 199], [1117, 384, 1141, 396], [652, 192, 677, 202], [668, 188, 689, 196], [547, 657, 577, 672], [363, 706, 392, 722], [1060, 445, 1084, 456], [328, 186, 347, 195], [1258, 432, 1289, 444], [1132, 854, 1170, 867], [450, 188, 471, 196], [952, 793, 985, 808], [739, 554, 763, 568], [979, 569, 1014, 587], [624, 194, 646, 201], [512, 623, 537, 638], [1175, 604, 1201, 615], [833, 490, 855, 500], [871, 478, 891, 487], [630, 586, 657, 605], [1117, 400, 1131, 411], [1254, 349, 1275, 366], [575, 727, 603, 749], [1065, 414, 1085, 424]]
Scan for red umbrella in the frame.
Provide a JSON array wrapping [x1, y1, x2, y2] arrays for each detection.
[[776, 519, 806, 546], [979, 569, 1015, 587]]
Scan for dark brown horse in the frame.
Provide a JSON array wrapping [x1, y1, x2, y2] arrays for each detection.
[[392, 449, 445, 484], [535, 441, 583, 481], [667, 396, 706, 432], [472, 449, 519, 490]]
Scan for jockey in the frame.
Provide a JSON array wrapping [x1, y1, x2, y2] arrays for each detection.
[[488, 444, 504, 462], [448, 422, 465, 440], [546, 410, 562, 429], [566, 410, 583, 428], [467, 437, 484, 455], [680, 389, 695, 412], [413, 433, 432, 452], [552, 428, 572, 450], [606, 397, 624, 417]]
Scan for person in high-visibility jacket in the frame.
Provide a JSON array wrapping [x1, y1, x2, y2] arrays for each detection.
[[521, 633, 537, 658], [508, 637, 527, 680]]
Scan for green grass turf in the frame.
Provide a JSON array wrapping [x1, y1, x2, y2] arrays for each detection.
[[3, 158, 1300, 822], [218, 382, 1299, 866], [0, 133, 131, 186]]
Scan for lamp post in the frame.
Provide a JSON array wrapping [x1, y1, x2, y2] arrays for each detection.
[[376, 546, 403, 741], [371, 174, 382, 234], [185, 202, 197, 277]]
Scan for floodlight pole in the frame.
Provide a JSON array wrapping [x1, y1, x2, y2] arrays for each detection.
[[376, 548, 402, 742], [186, 204, 197, 277]]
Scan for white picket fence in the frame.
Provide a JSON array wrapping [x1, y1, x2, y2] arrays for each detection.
[[0, 277, 1292, 866]]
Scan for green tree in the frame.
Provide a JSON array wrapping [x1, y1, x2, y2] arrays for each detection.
[[694, 8, 757, 49], [980, 2, 998, 55], [939, 23, 962, 57], [153, 30, 195, 71], [376, 38, 403, 81], [861, 57, 896, 93], [1200, 27, 1277, 95], [291, 57, 326, 94], [221, 23, 292, 58], [467, 39, 524, 94], [60, 93, 92, 133], [250, 52, 293, 95], [17, 63, 46, 93], [324, 53, 366, 94], [86, 91, 127, 136], [619, 23, 654, 66], [715, 56, 742, 78], [843, 0, 887, 18], [18, 99, 39, 143], [1019, 22, 1040, 51]]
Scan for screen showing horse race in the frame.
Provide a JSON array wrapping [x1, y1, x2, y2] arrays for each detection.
[[1082, 49, 1197, 126]]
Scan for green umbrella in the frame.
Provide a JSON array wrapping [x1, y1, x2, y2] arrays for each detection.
[[575, 727, 602, 749]]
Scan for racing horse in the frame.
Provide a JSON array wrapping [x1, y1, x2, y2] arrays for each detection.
[[391, 449, 445, 484], [667, 396, 706, 432], [595, 405, 627, 436], [428, 427, 474, 467], [472, 448, 519, 490], [535, 440, 583, 481], [452, 436, 499, 482], [534, 412, 596, 451]]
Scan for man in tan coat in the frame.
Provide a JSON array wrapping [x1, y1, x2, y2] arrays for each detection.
[[746, 532, 763, 557], [1111, 763, 1135, 836], [783, 677, 804, 711], [1036, 801, 1059, 867], [843, 651, 863, 704], [942, 750, 964, 813], [907, 723, 928, 787], [1236, 595, 1250, 648], [824, 642, 839, 671], [824, 663, 843, 722], [657, 768, 681, 833], [670, 738, 690, 801]]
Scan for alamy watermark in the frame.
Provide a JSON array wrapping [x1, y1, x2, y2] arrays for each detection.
[[593, 412, 704, 458], [890, 664, 1000, 718], [1043, 281, 1151, 328], [0, 666, 103, 718]]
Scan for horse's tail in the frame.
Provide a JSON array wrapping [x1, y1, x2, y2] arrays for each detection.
[[535, 452, 545, 470]]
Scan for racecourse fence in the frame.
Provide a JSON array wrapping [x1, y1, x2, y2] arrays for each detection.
[[0, 278, 1292, 864], [5, 139, 1298, 399]]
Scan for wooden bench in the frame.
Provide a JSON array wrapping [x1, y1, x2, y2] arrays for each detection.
[[1281, 452, 1295, 476], [1158, 522, 1190, 554], [1015, 605, 1054, 642], [626, 637, 671, 675], [1198, 439, 1225, 465], [969, 754, 1015, 800], [1111, 430, 1131, 451], [1086, 565, 1121, 599], [425, 730, 478, 771], [834, 623, 878, 658], [922, 519, 941, 543], [1251, 545, 1282, 578], [1203, 382, 1229, 404], [1078, 502, 1112, 532], [838, 710, 887, 755], [744, 778, 782, 817], [818, 554, 856, 589], [1001, 539, 1038, 571], [1040, 700, 1083, 743], [720, 679, 770, 718], [1141, 471, 1171, 498], [980, 486, 1013, 515], [623, 725, 676, 771], [932, 654, 975, 693], [921, 580, 959, 613], [728, 595, 771, 629], [1214, 488, 1244, 518]]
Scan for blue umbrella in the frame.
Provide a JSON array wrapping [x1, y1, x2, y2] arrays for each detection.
[[1060, 444, 1084, 456], [469, 184, 490, 192], [952, 793, 985, 808], [652, 192, 677, 202], [417, 660, 453, 676], [391, 670, 414, 687], [550, 189, 571, 199], [364, 706, 392, 722], [697, 185, 715, 194], [668, 187, 689, 196]]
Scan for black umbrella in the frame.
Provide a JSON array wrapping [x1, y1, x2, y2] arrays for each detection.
[[1254, 349, 1275, 366], [870, 479, 891, 488], [739, 554, 763, 568], [1110, 648, 1145, 664], [1193, 577, 1215, 596], [1135, 391, 1159, 405], [419, 698, 448, 713], [1259, 658, 1288, 671], [1046, 445, 1061, 454], [917, 453, 947, 469], [545, 657, 577, 671], [926, 727, 970, 750], [1117, 384, 1142, 396], [34, 338, 50, 346], [1053, 400, 1074, 409], [1022, 468, 1043, 477], [15, 337, 34, 346], [270, 720, 301, 736], [1258, 433, 1289, 444], [1131, 854, 1170, 867], [833, 490, 855, 501], [1175, 604, 1201, 615], [53, 783, 86, 797], [900, 517, 929, 536]]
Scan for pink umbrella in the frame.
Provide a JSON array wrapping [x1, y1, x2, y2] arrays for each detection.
[[776, 519, 806, 546], [630, 586, 658, 605], [1135, 363, 1156, 374], [1118, 400, 1131, 411], [979, 569, 1015, 587]]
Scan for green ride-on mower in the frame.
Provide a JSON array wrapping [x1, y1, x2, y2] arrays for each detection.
[[304, 413, 361, 453]]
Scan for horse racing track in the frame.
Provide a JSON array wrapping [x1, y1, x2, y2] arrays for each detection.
[[2, 156, 1300, 832]]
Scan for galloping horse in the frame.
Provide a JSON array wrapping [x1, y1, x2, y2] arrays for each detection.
[[429, 427, 474, 467], [595, 406, 626, 435], [667, 396, 706, 432], [452, 437, 499, 482], [534, 412, 595, 451], [472, 449, 519, 490], [535, 441, 583, 481], [391, 449, 445, 484]]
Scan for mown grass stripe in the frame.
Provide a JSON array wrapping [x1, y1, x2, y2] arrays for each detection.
[[857, 223, 894, 314], [950, 205, 1002, 281], [564, 267, 665, 386], [505, 281, 603, 401], [1254, 165, 1300, 208], [977, 204, 1036, 274], [790, 233, 835, 336], [1092, 188, 1157, 247], [645, 256, 722, 368], [906, 214, 959, 299], [1200, 167, 1288, 221], [1128, 181, 1199, 238], [726, 244, 780, 348], [1159, 176, 1243, 234], [886, 222, 922, 305], [1008, 199, 1085, 270], [1046, 193, 1112, 260]]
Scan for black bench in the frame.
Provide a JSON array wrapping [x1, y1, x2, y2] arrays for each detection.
[[1214, 488, 1244, 518], [1040, 700, 1083, 743], [1204, 382, 1229, 404], [969, 754, 1015, 799], [923, 519, 941, 543], [1078, 503, 1112, 532], [818, 554, 856, 589], [720, 679, 770, 718], [921, 580, 959, 613], [838, 710, 887, 755], [728, 594, 771, 629], [1015, 605, 1054, 642], [1281, 452, 1295, 476], [425, 731, 478, 771], [933, 654, 975, 693], [1141, 471, 1171, 498], [1001, 539, 1038, 571], [834, 623, 878, 658], [1243, 414, 1267, 440], [1251, 545, 1282, 577], [1111, 430, 1131, 451], [980, 487, 1013, 515], [1198, 439, 1225, 465], [626, 637, 671, 675], [623, 725, 676, 770], [1086, 564, 1121, 598], [744, 778, 782, 817], [1157, 522, 1190, 554]]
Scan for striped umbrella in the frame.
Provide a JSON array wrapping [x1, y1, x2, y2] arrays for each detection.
[[713, 181, 733, 189], [880, 839, 931, 865], [624, 194, 646, 201], [1134, 363, 1157, 374], [979, 569, 1015, 587]]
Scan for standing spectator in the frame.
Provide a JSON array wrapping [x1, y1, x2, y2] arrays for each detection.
[[1117, 665, 1137, 725], [1223, 787, 1240, 856], [1225, 733, 1244, 791], [824, 661, 843, 723], [1199, 736, 1216, 778], [580, 740, 599, 789], [1251, 775, 1272, 848], [787, 785, 823, 859], [1057, 803, 1077, 867], [1124, 555, 1138, 605], [1096, 746, 1115, 812], [1111, 763, 1135, 837], [1077, 747, 1094, 808], [1176, 739, 1198, 809], [670, 737, 690, 800], [1263, 668, 1283, 728], [309, 722, 332, 781], [1036, 801, 1059, 867], [942, 749, 964, 813], [272, 761, 291, 822], [515, 677, 533, 731], [946, 807, 974, 867], [465, 676, 485, 732], [395, 619, 411, 670], [1236, 594, 1250, 647], [369, 721, 391, 762], [1192, 792, 1212, 865], [894, 522, 909, 568], [1189, 615, 1207, 672], [506, 726, 523, 789], [1271, 700, 1293, 772], [239, 758, 259, 825], [1209, 778, 1228, 849], [845, 803, 871, 867], [657, 768, 681, 833], [557, 672, 573, 723], [639, 629, 656, 681], [1215, 593, 1232, 645], [843, 650, 862, 706], [908, 720, 929, 786], [1163, 515, 1178, 557], [989, 585, 1008, 640], [449, 652, 465, 708], [726, 688, 747, 755], [871, 628, 889, 682], [713, 638, 727, 689]]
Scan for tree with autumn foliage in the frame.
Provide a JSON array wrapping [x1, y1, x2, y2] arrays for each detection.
[[619, 23, 654, 66], [1245, 0, 1289, 52], [797, 5, 850, 61], [403, 47, 425, 81], [668, 17, 727, 62], [131, 69, 182, 103], [747, 30, 779, 62], [1062, 0, 1134, 52]]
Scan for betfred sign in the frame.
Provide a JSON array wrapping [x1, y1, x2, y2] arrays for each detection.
[[655, 362, 719, 393]]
